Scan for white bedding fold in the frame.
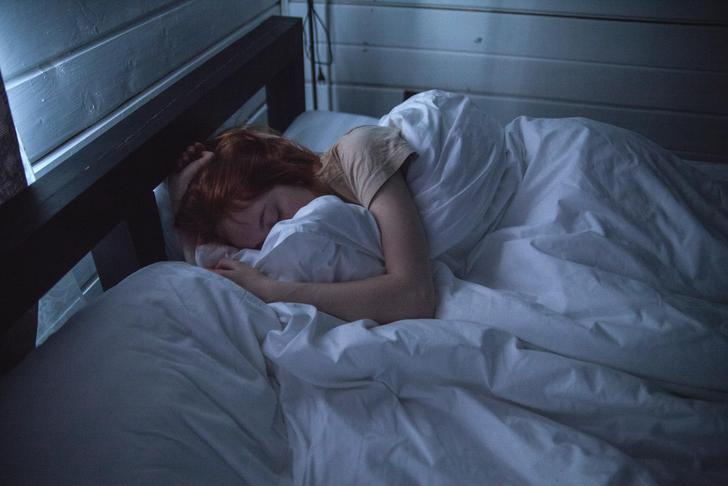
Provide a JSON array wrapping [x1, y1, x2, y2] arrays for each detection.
[[380, 90, 520, 274], [461, 116, 728, 392], [262, 306, 727, 485]]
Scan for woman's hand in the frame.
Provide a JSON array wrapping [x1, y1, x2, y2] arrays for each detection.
[[175, 142, 210, 171], [213, 258, 274, 302], [168, 142, 214, 213]]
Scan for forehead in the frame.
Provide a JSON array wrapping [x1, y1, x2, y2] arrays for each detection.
[[227, 198, 263, 225]]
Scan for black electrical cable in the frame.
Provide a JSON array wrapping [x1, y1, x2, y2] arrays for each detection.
[[304, 3, 334, 109], [306, 0, 317, 109]]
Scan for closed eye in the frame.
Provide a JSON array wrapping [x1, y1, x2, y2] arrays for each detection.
[[258, 202, 266, 230], [262, 201, 279, 231]]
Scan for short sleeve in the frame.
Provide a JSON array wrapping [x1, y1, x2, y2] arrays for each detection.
[[324, 126, 416, 208]]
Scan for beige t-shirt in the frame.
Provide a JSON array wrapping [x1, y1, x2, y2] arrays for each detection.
[[317, 126, 416, 208]]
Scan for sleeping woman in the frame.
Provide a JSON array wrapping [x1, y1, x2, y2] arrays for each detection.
[[169, 125, 436, 324]]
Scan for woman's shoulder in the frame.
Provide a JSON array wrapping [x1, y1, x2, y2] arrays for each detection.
[[327, 125, 411, 162], [318, 124, 416, 207], [336, 125, 401, 148]]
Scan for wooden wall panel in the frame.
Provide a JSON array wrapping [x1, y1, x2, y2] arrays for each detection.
[[291, 3, 728, 70], [0, 0, 174, 79], [292, 0, 728, 24], [315, 45, 727, 115], [290, 1, 728, 162], [326, 84, 726, 163], [1, 0, 278, 167]]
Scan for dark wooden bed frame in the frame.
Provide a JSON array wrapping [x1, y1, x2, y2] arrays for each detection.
[[0, 16, 305, 372]]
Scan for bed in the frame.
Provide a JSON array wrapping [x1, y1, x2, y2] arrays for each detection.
[[1, 16, 727, 486]]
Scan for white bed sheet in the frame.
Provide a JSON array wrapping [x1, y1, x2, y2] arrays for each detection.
[[2, 93, 727, 485]]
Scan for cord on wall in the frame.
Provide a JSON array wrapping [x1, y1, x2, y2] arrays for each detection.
[[306, 0, 317, 110], [304, 2, 333, 111]]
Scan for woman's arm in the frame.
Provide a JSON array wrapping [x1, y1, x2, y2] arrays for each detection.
[[214, 170, 436, 323], [168, 143, 214, 264]]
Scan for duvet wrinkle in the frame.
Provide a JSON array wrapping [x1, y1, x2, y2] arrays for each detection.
[[178, 413, 256, 477], [529, 232, 712, 303], [134, 360, 285, 479], [163, 270, 276, 377]]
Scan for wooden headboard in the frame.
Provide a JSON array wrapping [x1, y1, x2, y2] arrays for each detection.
[[0, 16, 305, 370]]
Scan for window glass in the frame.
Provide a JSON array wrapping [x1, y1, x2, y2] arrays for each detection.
[[36, 254, 102, 346]]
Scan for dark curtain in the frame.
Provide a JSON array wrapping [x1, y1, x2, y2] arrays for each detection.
[[0, 68, 26, 205]]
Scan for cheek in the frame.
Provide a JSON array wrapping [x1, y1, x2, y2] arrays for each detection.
[[277, 193, 308, 220], [230, 227, 266, 249], [218, 220, 258, 249]]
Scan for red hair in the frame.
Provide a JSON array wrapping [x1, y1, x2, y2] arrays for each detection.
[[175, 126, 325, 243]]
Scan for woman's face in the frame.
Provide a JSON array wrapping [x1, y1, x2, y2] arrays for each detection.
[[216, 185, 317, 249]]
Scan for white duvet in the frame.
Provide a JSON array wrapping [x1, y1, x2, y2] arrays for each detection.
[[2, 91, 727, 485]]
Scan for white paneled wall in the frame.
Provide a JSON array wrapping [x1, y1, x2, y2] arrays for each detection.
[[290, 0, 728, 163], [0, 0, 279, 176]]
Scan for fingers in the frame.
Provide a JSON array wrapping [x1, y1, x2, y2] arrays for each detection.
[[167, 145, 215, 212], [176, 146, 197, 169], [183, 151, 213, 175], [211, 269, 236, 285], [175, 146, 193, 170], [214, 258, 241, 270], [209, 259, 269, 300], [212, 259, 248, 286], [174, 150, 214, 190], [175, 143, 213, 171]]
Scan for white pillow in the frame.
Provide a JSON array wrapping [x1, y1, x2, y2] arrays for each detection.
[[284, 110, 379, 154], [196, 195, 385, 283]]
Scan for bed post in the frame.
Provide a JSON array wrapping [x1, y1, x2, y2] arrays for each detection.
[[0, 72, 37, 372], [266, 24, 305, 133], [92, 189, 166, 290]]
